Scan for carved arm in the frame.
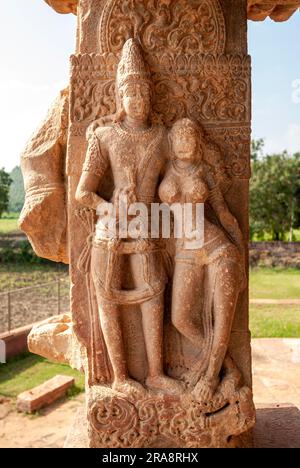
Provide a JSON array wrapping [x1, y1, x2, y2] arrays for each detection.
[[75, 172, 107, 212], [208, 187, 244, 254], [76, 130, 111, 212]]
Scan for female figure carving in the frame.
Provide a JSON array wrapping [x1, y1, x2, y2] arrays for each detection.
[[159, 118, 246, 401]]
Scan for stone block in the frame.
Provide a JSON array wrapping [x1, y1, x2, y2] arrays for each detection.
[[16, 375, 75, 413]]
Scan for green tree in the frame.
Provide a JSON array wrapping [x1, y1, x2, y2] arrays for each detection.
[[251, 138, 265, 162], [0, 168, 12, 218], [250, 151, 300, 241], [294, 152, 300, 230], [8, 166, 25, 213]]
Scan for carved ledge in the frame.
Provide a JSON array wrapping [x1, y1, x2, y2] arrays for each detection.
[[43, 0, 300, 22], [44, 0, 78, 15], [248, 1, 300, 21], [28, 314, 85, 372]]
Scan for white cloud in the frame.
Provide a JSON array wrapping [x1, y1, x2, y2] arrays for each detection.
[[292, 79, 300, 104]]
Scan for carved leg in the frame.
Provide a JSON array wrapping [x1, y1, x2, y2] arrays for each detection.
[[171, 261, 205, 348], [98, 298, 146, 397], [140, 294, 164, 377], [194, 258, 241, 401], [141, 295, 184, 395]]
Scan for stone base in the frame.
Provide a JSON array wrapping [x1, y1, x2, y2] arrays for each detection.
[[65, 404, 300, 449], [64, 406, 89, 448], [81, 381, 255, 448]]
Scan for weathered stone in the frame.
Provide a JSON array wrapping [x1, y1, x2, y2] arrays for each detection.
[[45, 0, 77, 14], [28, 314, 84, 372], [86, 382, 255, 448], [65, 403, 300, 449], [19, 89, 69, 264], [44, 0, 300, 22], [23, 0, 298, 449], [16, 375, 75, 413], [24, 0, 256, 448], [248, 1, 300, 21]]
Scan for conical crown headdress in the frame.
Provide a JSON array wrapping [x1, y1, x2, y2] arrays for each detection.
[[117, 38, 151, 90]]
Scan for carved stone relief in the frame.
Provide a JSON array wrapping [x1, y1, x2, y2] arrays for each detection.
[[71, 37, 255, 447], [23, 0, 256, 448], [20, 89, 69, 263], [69, 52, 251, 178], [99, 0, 226, 55]]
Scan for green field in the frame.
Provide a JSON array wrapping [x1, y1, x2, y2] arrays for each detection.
[[250, 304, 300, 338], [250, 267, 300, 300], [0, 264, 68, 293], [250, 267, 300, 337], [0, 213, 19, 235], [0, 354, 84, 400]]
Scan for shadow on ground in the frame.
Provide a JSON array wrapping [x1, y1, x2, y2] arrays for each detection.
[[254, 404, 300, 448]]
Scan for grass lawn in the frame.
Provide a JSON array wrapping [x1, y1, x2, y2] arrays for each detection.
[[0, 353, 84, 400], [0, 218, 19, 235], [250, 268, 300, 337], [250, 304, 300, 338], [250, 267, 300, 300]]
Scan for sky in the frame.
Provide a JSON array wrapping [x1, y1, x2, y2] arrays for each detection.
[[0, 1, 299, 171]]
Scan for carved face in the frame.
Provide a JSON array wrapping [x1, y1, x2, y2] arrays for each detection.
[[172, 131, 200, 162], [121, 81, 151, 121]]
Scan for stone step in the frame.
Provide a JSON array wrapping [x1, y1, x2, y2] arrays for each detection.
[[16, 375, 75, 413]]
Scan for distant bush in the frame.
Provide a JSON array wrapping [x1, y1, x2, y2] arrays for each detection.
[[0, 240, 50, 265]]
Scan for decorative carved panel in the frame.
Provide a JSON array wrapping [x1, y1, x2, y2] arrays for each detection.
[[44, 0, 300, 23], [69, 52, 251, 177], [99, 0, 226, 55]]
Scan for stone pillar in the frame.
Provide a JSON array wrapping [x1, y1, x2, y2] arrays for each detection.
[[24, 0, 256, 448], [66, 0, 254, 448]]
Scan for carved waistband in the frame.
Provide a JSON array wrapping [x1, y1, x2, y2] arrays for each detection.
[[92, 238, 164, 255]]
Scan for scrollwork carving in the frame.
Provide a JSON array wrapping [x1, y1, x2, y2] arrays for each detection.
[[207, 126, 251, 178], [99, 0, 226, 55], [88, 364, 256, 448], [70, 53, 250, 127], [90, 395, 140, 448], [69, 53, 251, 177]]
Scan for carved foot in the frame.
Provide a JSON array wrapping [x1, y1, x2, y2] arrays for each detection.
[[192, 375, 219, 403], [113, 378, 146, 398], [146, 374, 184, 395]]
